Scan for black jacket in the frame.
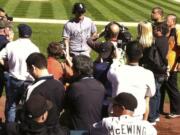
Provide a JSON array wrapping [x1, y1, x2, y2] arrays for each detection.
[[29, 76, 65, 127], [0, 35, 9, 96], [65, 77, 105, 130], [6, 120, 69, 135]]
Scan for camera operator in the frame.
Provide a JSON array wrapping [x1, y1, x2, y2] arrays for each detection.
[[87, 21, 125, 117]]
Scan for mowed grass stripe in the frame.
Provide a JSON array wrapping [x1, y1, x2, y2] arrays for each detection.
[[98, 0, 130, 21], [40, 2, 54, 19], [168, 0, 180, 7], [0, 0, 9, 8], [62, 0, 72, 19], [107, 0, 139, 21], [87, 0, 119, 21], [12, 1, 31, 17], [135, 0, 154, 10], [147, 0, 180, 21], [26, 2, 41, 18], [151, 0, 180, 13], [136, 0, 180, 21], [127, 0, 152, 17], [79, 0, 107, 21], [51, 0, 68, 19], [114, 0, 149, 20]]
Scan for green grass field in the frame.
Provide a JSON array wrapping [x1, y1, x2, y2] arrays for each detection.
[[1, 0, 180, 21]]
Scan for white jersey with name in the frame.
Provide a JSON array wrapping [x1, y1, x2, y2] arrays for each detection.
[[91, 115, 157, 135]]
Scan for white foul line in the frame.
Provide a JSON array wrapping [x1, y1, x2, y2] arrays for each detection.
[[13, 18, 139, 27], [13, 17, 180, 28]]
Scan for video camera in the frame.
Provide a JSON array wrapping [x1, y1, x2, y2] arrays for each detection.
[[117, 25, 132, 50], [103, 21, 132, 50]]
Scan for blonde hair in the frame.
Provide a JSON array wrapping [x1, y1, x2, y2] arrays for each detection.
[[138, 21, 154, 48]]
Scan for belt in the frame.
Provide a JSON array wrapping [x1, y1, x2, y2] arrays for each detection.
[[72, 50, 86, 52]]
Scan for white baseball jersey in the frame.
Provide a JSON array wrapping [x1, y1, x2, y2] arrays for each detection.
[[107, 64, 156, 118], [63, 16, 97, 56], [91, 115, 157, 135]]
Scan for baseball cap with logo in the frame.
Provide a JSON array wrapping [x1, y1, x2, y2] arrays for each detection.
[[25, 94, 53, 119], [111, 92, 137, 111], [72, 2, 86, 14]]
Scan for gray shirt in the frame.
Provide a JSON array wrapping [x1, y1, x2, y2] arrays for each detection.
[[63, 16, 97, 55]]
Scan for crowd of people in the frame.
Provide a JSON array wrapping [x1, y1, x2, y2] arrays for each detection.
[[0, 2, 180, 135]]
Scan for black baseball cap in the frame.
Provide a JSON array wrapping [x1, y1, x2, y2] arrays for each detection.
[[25, 94, 53, 119], [72, 3, 86, 14], [18, 24, 32, 38], [111, 92, 137, 111]]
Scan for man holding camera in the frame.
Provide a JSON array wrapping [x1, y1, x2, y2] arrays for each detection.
[[87, 22, 123, 117], [62, 2, 97, 58]]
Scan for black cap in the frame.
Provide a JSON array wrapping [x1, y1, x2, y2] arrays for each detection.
[[18, 24, 32, 38], [72, 3, 86, 14], [25, 94, 53, 119], [112, 92, 137, 111], [99, 42, 114, 61]]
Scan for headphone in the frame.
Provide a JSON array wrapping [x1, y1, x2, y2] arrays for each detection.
[[104, 21, 122, 39]]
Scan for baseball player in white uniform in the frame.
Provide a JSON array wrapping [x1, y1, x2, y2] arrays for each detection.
[[62, 2, 97, 57]]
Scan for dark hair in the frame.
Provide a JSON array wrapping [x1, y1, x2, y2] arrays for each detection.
[[47, 42, 64, 59], [152, 7, 164, 16], [126, 41, 143, 62], [72, 55, 93, 78], [26, 52, 47, 69], [0, 8, 5, 12]]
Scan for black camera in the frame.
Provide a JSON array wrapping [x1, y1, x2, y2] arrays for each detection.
[[5, 14, 13, 21], [117, 25, 132, 50]]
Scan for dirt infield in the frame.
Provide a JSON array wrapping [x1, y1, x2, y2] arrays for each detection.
[[155, 103, 180, 135], [0, 96, 180, 134]]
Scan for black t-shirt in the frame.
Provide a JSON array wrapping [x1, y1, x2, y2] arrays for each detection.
[[65, 77, 105, 130], [30, 76, 65, 127]]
